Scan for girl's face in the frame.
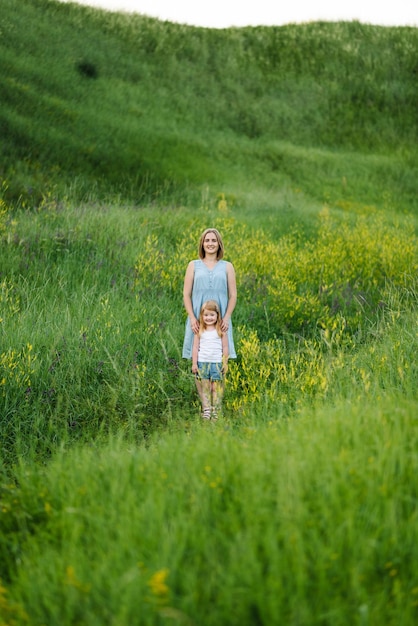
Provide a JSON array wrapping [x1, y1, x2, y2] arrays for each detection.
[[203, 232, 219, 256], [202, 309, 218, 326]]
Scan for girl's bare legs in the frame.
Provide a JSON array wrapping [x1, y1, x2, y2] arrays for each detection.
[[195, 378, 211, 418], [211, 380, 224, 419]]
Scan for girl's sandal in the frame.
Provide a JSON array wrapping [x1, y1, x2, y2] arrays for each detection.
[[202, 408, 211, 420]]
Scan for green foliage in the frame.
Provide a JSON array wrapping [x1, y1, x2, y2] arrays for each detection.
[[0, 197, 416, 460], [0, 3, 417, 623], [1, 0, 417, 212], [1, 397, 417, 625]]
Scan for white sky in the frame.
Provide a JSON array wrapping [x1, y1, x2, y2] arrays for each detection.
[[59, 0, 417, 29]]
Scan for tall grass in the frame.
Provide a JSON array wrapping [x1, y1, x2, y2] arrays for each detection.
[[0, 2, 417, 623], [1, 396, 417, 625], [1, 0, 417, 211], [1, 196, 416, 464]]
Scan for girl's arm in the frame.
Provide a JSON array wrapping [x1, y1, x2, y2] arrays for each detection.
[[221, 262, 237, 332], [191, 333, 200, 373], [183, 261, 199, 334], [221, 332, 229, 374]]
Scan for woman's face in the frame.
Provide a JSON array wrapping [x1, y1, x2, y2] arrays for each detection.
[[203, 232, 219, 256]]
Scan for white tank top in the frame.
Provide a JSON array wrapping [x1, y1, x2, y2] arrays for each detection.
[[198, 329, 223, 362]]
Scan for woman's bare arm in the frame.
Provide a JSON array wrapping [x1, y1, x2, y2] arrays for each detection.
[[183, 261, 199, 333], [221, 262, 237, 332]]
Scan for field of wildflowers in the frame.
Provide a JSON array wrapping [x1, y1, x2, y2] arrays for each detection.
[[0, 185, 417, 625], [0, 2, 417, 622], [1, 192, 416, 447]]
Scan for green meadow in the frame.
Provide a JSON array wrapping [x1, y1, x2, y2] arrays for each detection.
[[0, 0, 417, 624]]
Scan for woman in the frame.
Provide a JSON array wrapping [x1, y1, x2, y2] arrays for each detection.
[[182, 228, 237, 360]]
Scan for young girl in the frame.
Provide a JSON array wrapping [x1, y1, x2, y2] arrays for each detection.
[[192, 300, 229, 420]]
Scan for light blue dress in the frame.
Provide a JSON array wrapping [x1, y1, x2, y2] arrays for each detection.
[[182, 260, 236, 359]]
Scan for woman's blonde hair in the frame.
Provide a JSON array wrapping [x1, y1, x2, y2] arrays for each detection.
[[199, 300, 223, 337], [198, 228, 224, 260]]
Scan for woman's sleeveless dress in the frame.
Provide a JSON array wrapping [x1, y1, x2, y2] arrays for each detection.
[[182, 259, 236, 359]]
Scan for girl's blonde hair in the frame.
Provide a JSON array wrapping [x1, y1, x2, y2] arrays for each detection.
[[199, 300, 223, 337], [198, 228, 224, 260]]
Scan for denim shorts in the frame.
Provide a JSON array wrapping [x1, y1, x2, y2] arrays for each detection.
[[196, 362, 223, 381]]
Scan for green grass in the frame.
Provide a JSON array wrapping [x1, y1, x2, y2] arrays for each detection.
[[1, 0, 418, 215], [1, 397, 417, 625], [0, 1, 417, 624], [1, 199, 416, 623]]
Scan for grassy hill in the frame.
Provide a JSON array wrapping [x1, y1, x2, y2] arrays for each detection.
[[0, 2, 417, 624], [1, 0, 417, 214]]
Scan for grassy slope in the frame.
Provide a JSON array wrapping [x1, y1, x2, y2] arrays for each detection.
[[0, 3, 417, 624], [1, 0, 417, 215]]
